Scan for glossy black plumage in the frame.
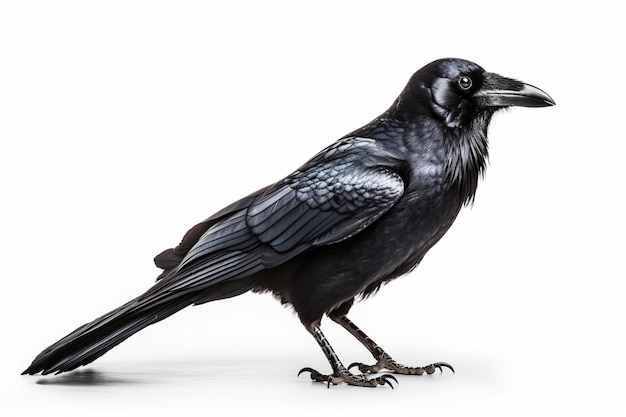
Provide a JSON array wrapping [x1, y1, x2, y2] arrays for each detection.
[[23, 58, 554, 386]]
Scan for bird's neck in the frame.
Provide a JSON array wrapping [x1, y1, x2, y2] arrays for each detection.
[[347, 113, 491, 206], [388, 116, 491, 205]]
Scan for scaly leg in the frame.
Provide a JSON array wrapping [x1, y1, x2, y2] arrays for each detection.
[[330, 314, 454, 375], [298, 326, 397, 388]]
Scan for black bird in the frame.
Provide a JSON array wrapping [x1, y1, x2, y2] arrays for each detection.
[[23, 58, 554, 387]]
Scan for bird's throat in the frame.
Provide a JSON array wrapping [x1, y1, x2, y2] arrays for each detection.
[[444, 119, 490, 205]]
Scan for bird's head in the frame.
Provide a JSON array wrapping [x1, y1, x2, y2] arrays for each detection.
[[394, 58, 555, 129]]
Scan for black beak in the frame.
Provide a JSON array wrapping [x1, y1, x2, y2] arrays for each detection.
[[479, 72, 555, 108]]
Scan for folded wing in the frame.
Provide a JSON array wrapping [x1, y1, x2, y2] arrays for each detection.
[[151, 138, 406, 299]]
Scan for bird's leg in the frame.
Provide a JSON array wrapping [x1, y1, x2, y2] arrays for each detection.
[[298, 326, 397, 388], [329, 314, 454, 375]]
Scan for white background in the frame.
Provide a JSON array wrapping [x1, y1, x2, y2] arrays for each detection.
[[1, 1, 624, 416]]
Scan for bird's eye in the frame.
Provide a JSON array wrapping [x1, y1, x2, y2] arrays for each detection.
[[457, 76, 473, 91]]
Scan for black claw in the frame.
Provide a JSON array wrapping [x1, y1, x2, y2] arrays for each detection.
[[436, 362, 455, 373], [347, 362, 361, 371], [381, 374, 398, 389], [297, 367, 316, 377]]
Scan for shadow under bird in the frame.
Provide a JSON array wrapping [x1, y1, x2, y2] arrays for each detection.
[[23, 58, 554, 387]]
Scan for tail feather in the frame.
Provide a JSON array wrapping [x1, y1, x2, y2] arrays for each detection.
[[22, 296, 192, 375]]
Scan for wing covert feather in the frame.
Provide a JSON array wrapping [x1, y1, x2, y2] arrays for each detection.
[[247, 140, 405, 254]]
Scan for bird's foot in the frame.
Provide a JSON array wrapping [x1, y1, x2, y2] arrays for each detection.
[[348, 353, 454, 375], [298, 366, 397, 388]]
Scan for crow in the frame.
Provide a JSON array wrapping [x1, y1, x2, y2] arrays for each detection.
[[22, 58, 554, 387]]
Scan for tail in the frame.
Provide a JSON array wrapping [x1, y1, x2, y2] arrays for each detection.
[[22, 294, 192, 375]]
